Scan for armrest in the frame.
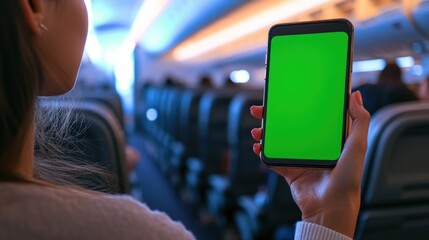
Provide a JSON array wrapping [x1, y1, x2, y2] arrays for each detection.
[[237, 196, 262, 233], [169, 141, 184, 168], [186, 157, 203, 173], [185, 157, 203, 189], [208, 174, 229, 193], [238, 196, 261, 219]]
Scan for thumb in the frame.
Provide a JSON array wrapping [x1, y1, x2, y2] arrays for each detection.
[[334, 91, 370, 182]]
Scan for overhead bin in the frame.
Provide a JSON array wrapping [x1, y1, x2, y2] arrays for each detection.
[[354, 3, 429, 60]]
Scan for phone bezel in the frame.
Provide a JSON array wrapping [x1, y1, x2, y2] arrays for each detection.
[[261, 19, 354, 168]]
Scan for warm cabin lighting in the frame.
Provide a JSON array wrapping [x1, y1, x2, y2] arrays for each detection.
[[119, 0, 170, 57], [353, 56, 415, 73], [140, 0, 244, 54], [172, 0, 332, 61], [353, 59, 386, 72], [396, 56, 415, 68], [114, 0, 170, 114], [83, 0, 104, 64]]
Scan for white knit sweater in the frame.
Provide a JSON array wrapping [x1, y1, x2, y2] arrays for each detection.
[[0, 183, 195, 240]]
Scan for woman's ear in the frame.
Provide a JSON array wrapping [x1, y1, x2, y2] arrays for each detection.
[[19, 0, 45, 35]]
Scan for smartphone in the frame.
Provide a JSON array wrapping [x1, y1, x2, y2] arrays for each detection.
[[261, 19, 354, 167]]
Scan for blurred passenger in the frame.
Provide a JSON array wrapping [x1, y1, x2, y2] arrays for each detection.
[[164, 76, 182, 88], [225, 76, 239, 89], [419, 76, 429, 101], [198, 74, 215, 89], [354, 62, 418, 115]]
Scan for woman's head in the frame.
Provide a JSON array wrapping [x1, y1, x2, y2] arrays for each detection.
[[24, 0, 89, 95], [378, 62, 403, 86], [0, 0, 88, 172]]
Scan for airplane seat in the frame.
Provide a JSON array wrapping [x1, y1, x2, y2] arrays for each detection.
[[166, 87, 184, 140], [136, 84, 152, 132], [207, 91, 266, 222], [159, 87, 186, 175], [140, 87, 168, 163], [37, 99, 129, 194], [78, 90, 124, 129], [168, 88, 206, 186], [155, 87, 177, 172], [62, 89, 125, 130], [356, 101, 429, 240], [140, 86, 161, 137], [185, 89, 237, 203], [178, 88, 206, 155], [235, 172, 301, 240]]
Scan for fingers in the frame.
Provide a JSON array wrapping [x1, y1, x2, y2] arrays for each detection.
[[335, 91, 370, 184], [251, 128, 262, 141], [250, 106, 263, 119], [346, 91, 370, 157], [253, 143, 261, 155], [251, 106, 263, 157]]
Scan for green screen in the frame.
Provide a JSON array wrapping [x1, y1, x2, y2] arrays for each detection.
[[264, 31, 349, 160]]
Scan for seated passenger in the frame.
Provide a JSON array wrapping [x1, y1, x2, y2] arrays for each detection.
[[354, 62, 418, 115], [0, 0, 370, 239]]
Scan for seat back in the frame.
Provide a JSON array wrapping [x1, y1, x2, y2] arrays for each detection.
[[356, 204, 429, 240], [37, 99, 128, 193], [198, 90, 237, 175], [228, 91, 265, 195], [256, 172, 301, 238], [356, 102, 429, 239], [142, 86, 163, 136], [64, 89, 124, 129], [362, 102, 429, 206], [163, 87, 184, 140], [179, 88, 206, 157]]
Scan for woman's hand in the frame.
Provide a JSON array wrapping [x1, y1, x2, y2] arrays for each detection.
[[250, 91, 370, 238]]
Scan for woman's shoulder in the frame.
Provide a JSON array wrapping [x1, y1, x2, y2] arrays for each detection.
[[0, 183, 195, 240]]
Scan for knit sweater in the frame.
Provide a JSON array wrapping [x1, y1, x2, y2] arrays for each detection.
[[0, 183, 195, 240]]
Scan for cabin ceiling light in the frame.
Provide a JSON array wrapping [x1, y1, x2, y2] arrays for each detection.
[[230, 70, 251, 83], [119, 0, 170, 57], [172, 0, 332, 61], [83, 0, 104, 65], [353, 59, 386, 73], [353, 56, 415, 73]]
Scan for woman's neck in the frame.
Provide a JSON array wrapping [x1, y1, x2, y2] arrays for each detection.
[[12, 120, 35, 180]]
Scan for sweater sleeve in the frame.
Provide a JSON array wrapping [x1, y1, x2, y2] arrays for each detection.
[[294, 221, 353, 240]]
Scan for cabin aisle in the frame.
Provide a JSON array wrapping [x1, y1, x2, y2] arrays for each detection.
[[128, 133, 222, 240]]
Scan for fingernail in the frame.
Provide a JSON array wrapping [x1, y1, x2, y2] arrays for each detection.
[[251, 128, 256, 134], [356, 91, 363, 106], [250, 106, 255, 112]]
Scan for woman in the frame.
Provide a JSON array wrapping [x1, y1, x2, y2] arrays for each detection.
[[0, 0, 370, 239], [0, 1, 192, 239]]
